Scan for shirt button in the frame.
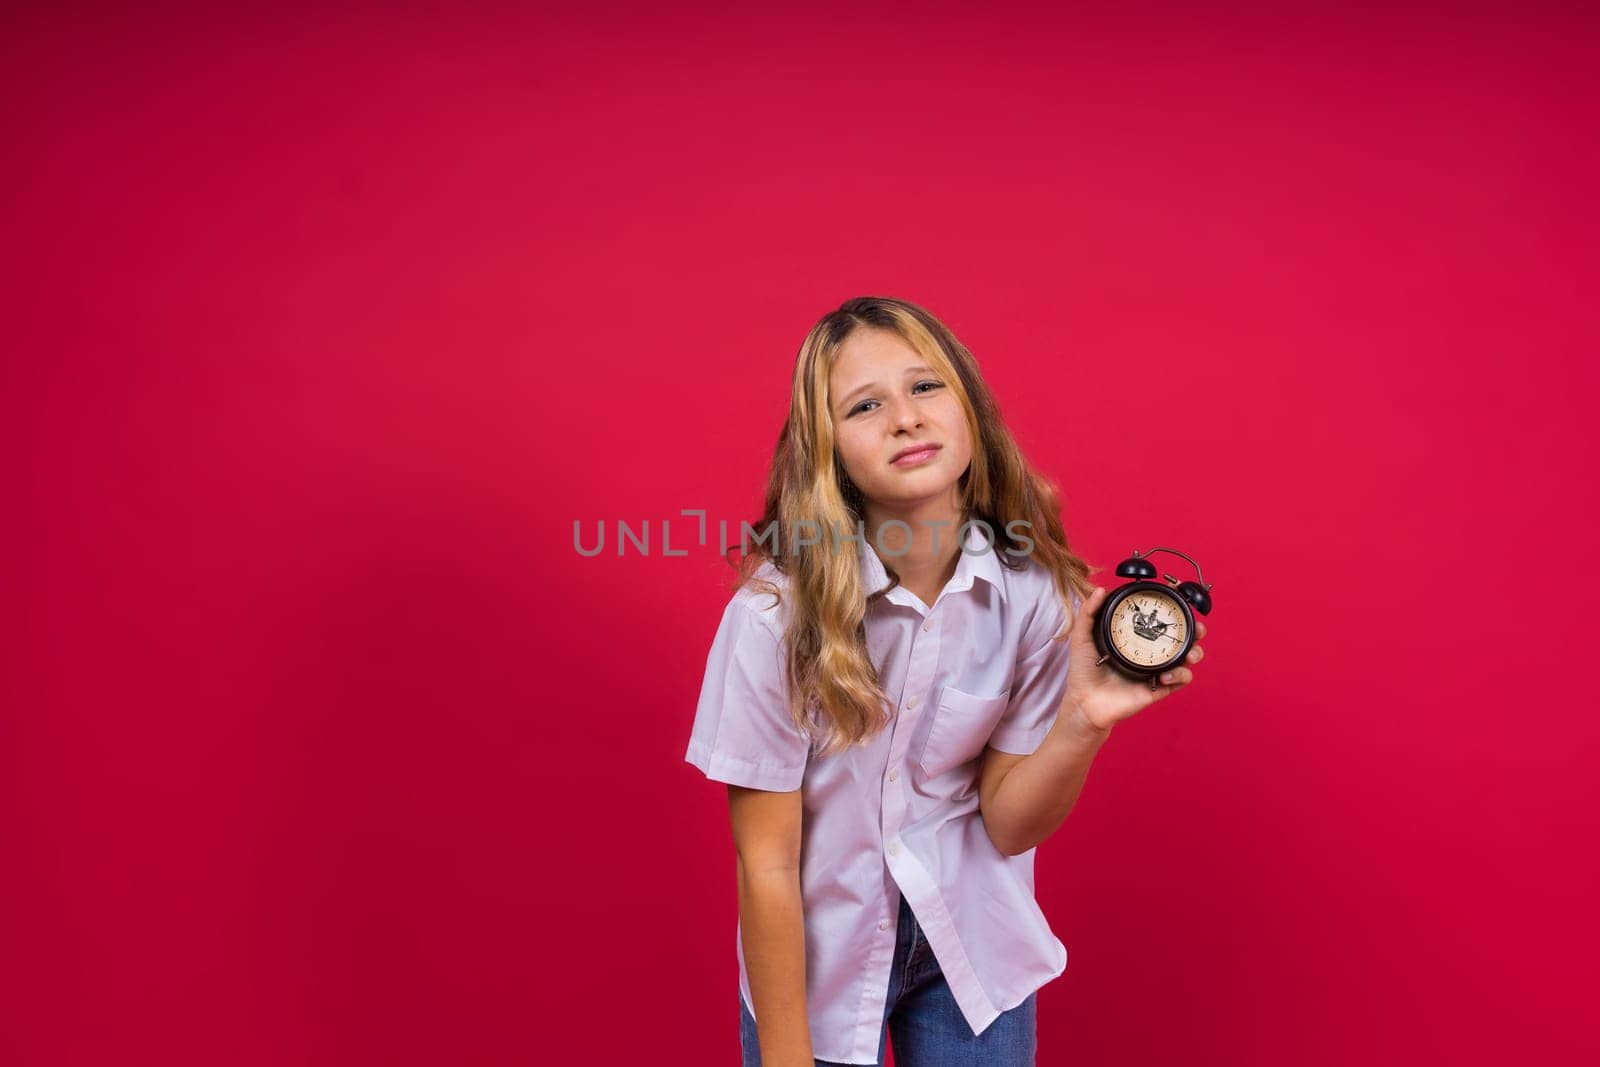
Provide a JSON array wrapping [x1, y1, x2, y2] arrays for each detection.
[[923, 621, 932, 632], [906, 697, 917, 710], [878, 918, 891, 931], [888, 770, 899, 782], [887, 842, 900, 857]]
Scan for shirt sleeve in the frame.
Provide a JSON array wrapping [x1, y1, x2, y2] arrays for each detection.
[[987, 587, 1082, 756], [684, 597, 810, 792]]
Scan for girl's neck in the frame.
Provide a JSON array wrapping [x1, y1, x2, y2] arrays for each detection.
[[864, 498, 968, 605]]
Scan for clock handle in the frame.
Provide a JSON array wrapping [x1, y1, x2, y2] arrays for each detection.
[[1119, 546, 1215, 616]]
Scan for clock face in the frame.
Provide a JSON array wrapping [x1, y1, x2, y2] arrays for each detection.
[[1107, 588, 1189, 668]]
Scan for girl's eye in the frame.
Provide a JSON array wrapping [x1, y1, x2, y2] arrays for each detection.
[[849, 381, 943, 416]]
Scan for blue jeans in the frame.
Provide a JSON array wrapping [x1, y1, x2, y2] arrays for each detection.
[[739, 891, 1037, 1065]]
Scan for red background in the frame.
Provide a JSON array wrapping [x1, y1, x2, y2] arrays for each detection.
[[5, 4, 1596, 1064]]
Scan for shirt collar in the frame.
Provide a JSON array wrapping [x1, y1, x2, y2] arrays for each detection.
[[857, 520, 1009, 609]]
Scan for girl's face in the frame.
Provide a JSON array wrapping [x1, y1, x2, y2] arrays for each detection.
[[828, 328, 973, 515]]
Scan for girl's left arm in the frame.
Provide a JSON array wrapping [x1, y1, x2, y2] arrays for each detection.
[[978, 703, 1111, 857], [980, 586, 1206, 856]]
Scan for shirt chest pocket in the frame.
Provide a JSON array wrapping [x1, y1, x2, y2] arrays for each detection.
[[918, 684, 1013, 779]]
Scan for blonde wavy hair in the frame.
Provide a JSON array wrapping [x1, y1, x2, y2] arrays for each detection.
[[726, 295, 1098, 759]]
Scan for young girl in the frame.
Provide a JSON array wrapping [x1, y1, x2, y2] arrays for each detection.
[[685, 296, 1205, 1066]]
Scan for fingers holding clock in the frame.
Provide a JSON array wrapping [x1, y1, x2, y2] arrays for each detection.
[[1183, 619, 1207, 668], [1167, 633, 1203, 685], [1165, 630, 1205, 684]]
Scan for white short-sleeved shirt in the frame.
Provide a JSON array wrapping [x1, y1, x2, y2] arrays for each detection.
[[685, 522, 1082, 1064]]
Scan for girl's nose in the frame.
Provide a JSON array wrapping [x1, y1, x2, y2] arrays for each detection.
[[887, 395, 923, 431]]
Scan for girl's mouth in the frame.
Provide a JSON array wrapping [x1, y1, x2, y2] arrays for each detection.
[[890, 445, 941, 467]]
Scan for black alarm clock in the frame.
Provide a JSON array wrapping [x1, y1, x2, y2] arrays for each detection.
[[1092, 546, 1214, 686]]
